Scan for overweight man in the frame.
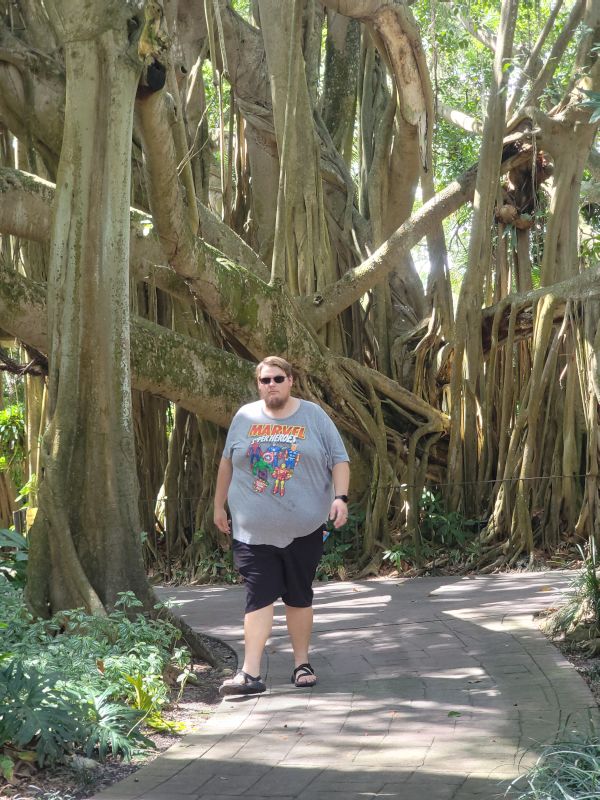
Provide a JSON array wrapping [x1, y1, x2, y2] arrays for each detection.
[[214, 356, 350, 694]]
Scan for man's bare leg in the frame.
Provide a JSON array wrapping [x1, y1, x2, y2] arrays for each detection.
[[285, 605, 317, 686], [242, 604, 274, 677]]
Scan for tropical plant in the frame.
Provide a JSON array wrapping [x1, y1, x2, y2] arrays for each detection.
[[122, 674, 184, 734], [0, 528, 28, 587], [383, 541, 427, 573], [79, 689, 151, 762], [0, 404, 25, 489], [510, 736, 600, 800], [542, 541, 600, 650], [0, 660, 81, 766], [0, 586, 189, 768], [419, 489, 480, 551], [194, 547, 238, 585], [317, 505, 364, 580]]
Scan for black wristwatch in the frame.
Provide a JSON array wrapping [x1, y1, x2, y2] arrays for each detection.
[[335, 494, 348, 503]]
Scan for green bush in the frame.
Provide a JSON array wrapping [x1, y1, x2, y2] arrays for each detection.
[[419, 489, 480, 551], [0, 528, 28, 588], [79, 690, 151, 762], [0, 660, 83, 766], [510, 736, 600, 799], [0, 404, 26, 489], [195, 546, 238, 584], [316, 504, 364, 581], [542, 541, 600, 647], [0, 580, 189, 770]]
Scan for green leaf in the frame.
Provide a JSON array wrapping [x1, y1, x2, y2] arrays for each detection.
[[0, 530, 27, 549], [0, 754, 14, 780], [447, 711, 462, 718]]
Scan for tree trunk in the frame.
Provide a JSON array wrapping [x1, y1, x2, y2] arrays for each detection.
[[26, 0, 156, 616]]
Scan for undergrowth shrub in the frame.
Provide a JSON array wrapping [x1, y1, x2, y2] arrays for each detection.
[[0, 579, 189, 775], [0, 403, 25, 490], [0, 529, 28, 588], [316, 504, 364, 581], [383, 490, 481, 573], [510, 735, 600, 799], [543, 542, 600, 640]]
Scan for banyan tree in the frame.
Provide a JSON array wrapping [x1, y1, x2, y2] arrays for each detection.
[[0, 0, 598, 615]]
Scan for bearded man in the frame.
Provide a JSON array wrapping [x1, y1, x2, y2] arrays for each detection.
[[214, 356, 350, 694]]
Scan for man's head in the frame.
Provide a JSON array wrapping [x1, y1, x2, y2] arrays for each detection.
[[256, 356, 293, 410]]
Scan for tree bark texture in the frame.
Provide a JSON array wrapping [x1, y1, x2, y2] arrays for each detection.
[[26, 0, 156, 616]]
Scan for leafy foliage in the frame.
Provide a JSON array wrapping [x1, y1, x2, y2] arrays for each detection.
[[0, 404, 25, 489], [580, 89, 600, 124], [317, 505, 365, 580], [418, 489, 480, 552], [79, 690, 151, 762], [0, 661, 81, 766], [510, 736, 600, 800], [123, 674, 185, 734], [194, 544, 238, 584], [383, 491, 481, 572], [0, 582, 190, 768], [543, 542, 600, 640], [0, 528, 28, 587]]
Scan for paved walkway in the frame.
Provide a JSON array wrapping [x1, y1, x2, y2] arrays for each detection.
[[96, 572, 598, 800]]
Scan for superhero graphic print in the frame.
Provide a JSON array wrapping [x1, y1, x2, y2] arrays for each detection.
[[245, 423, 305, 496]]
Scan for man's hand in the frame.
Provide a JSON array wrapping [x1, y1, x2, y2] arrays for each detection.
[[214, 507, 231, 534], [329, 498, 348, 529]]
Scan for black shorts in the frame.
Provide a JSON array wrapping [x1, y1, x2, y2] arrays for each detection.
[[232, 526, 324, 613]]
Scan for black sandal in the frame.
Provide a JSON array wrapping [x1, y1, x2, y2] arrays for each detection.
[[292, 662, 317, 688], [219, 670, 266, 696]]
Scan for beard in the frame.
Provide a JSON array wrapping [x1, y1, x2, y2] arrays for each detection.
[[264, 394, 287, 409]]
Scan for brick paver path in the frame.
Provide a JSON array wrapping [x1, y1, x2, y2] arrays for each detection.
[[96, 573, 598, 800]]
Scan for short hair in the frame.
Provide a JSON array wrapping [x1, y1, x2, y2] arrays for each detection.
[[255, 356, 293, 379]]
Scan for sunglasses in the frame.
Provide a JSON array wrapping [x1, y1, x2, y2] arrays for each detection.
[[259, 375, 287, 385]]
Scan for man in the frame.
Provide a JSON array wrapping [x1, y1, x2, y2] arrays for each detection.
[[214, 356, 350, 695]]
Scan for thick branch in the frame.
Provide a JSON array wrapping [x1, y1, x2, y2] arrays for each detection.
[[0, 166, 323, 366], [483, 262, 600, 323], [305, 147, 535, 329], [437, 102, 484, 135], [0, 269, 254, 428], [458, 13, 495, 51], [506, 0, 565, 116], [134, 89, 272, 280], [135, 89, 201, 279], [0, 166, 267, 302], [0, 20, 65, 173]]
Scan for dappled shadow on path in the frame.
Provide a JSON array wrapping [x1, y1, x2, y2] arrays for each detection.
[[104, 751, 516, 799], [144, 573, 596, 800]]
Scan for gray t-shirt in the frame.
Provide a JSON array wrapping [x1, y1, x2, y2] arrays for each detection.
[[223, 399, 349, 547]]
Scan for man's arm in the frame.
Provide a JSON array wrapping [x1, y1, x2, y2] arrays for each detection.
[[329, 461, 350, 529], [214, 456, 233, 534]]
